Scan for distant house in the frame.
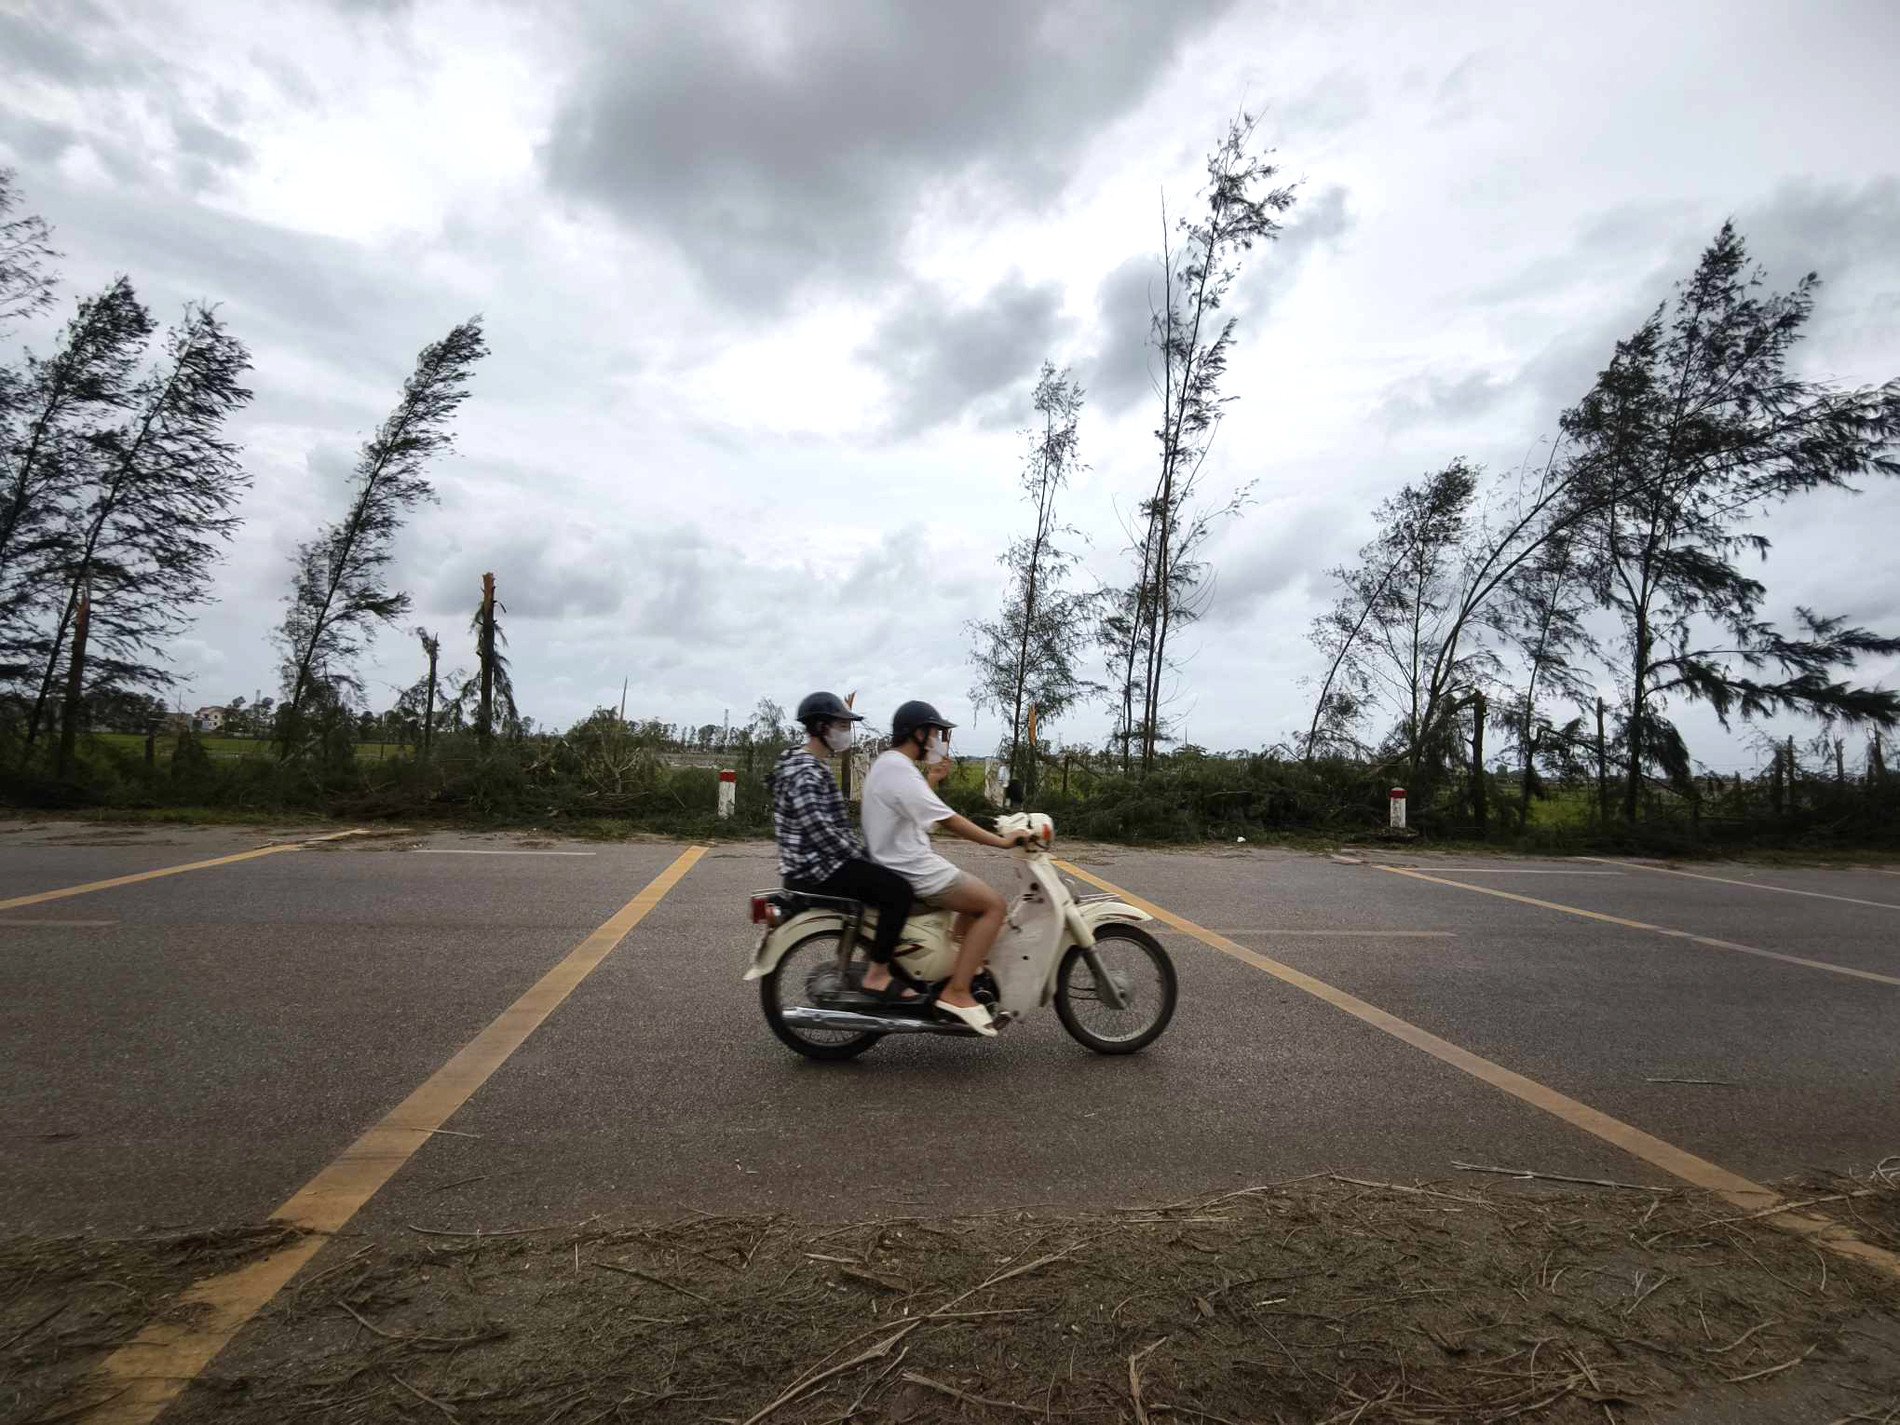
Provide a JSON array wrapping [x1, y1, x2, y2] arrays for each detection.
[[193, 705, 229, 733]]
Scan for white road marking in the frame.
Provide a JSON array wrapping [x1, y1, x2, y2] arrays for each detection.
[[410, 848, 597, 856], [1581, 857, 1900, 910], [1198, 928, 1454, 939]]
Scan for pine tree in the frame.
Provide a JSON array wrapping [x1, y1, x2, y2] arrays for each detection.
[[22, 303, 252, 754], [276, 318, 487, 756], [0, 279, 151, 691], [968, 364, 1097, 790], [1564, 224, 1900, 819]]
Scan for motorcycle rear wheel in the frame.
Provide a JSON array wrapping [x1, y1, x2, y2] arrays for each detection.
[[1053, 922, 1177, 1054], [760, 929, 883, 1061]]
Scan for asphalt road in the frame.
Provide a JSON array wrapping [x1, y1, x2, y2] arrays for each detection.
[[4, 818, 1897, 1246]]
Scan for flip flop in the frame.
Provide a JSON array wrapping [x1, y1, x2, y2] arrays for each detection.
[[935, 999, 998, 1037]]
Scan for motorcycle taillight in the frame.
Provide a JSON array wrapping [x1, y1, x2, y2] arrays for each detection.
[[750, 895, 770, 925]]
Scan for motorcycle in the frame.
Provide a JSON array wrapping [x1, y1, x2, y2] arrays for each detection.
[[743, 813, 1178, 1059]]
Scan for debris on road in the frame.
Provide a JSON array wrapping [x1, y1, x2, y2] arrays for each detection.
[[8, 1171, 1899, 1424]]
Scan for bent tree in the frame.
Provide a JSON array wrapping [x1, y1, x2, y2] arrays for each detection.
[[1563, 223, 1900, 819], [276, 319, 487, 757]]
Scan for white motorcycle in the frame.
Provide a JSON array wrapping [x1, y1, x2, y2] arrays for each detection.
[[744, 813, 1178, 1059]]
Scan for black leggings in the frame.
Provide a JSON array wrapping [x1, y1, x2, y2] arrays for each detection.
[[789, 858, 913, 965]]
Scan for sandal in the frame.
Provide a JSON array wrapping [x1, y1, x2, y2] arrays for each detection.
[[935, 999, 998, 1037]]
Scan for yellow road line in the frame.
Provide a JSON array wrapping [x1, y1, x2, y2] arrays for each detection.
[[1056, 858, 1900, 1282], [81, 844, 707, 1425], [0, 918, 119, 927], [1381, 865, 1900, 988], [1580, 856, 1900, 911], [0, 828, 372, 913]]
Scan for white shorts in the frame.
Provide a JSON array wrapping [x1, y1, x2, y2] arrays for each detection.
[[908, 857, 964, 901]]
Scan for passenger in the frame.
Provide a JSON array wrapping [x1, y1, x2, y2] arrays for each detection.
[[771, 691, 915, 999]]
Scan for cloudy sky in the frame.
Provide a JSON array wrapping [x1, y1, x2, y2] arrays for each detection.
[[3, 0, 1897, 768]]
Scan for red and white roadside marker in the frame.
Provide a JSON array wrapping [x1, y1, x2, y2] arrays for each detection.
[[1389, 787, 1407, 831], [718, 768, 737, 819]]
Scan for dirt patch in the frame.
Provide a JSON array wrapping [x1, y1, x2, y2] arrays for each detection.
[[12, 1172, 1898, 1425], [0, 1225, 299, 1424]]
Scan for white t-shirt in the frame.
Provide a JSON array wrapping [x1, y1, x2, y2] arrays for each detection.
[[861, 749, 961, 895]]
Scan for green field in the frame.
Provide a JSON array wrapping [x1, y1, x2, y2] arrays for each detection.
[[91, 732, 411, 763]]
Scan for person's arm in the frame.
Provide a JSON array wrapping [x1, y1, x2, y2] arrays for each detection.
[[941, 813, 1028, 849], [900, 766, 1027, 849]]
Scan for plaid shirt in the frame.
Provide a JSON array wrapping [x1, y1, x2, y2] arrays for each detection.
[[772, 748, 865, 884]]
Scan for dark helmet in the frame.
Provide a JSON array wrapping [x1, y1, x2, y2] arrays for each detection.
[[795, 691, 862, 731], [891, 699, 956, 746]]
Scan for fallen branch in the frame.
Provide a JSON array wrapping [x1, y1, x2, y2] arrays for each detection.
[[335, 1301, 502, 1350], [900, 1370, 1039, 1415], [591, 1262, 712, 1303], [1727, 1345, 1815, 1385], [739, 1324, 915, 1425], [1702, 1319, 1781, 1356], [392, 1373, 459, 1422], [1451, 1162, 1663, 1192], [1330, 1175, 1491, 1207], [1129, 1337, 1167, 1425]]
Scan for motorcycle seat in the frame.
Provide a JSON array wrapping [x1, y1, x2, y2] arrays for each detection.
[[771, 888, 867, 920]]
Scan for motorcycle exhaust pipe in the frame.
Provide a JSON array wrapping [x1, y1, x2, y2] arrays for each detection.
[[781, 1006, 980, 1035]]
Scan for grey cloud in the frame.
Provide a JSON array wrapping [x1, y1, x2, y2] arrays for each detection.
[[1376, 367, 1513, 432], [1230, 183, 1352, 321], [862, 272, 1069, 436], [171, 114, 252, 171], [1082, 254, 1158, 416], [1273, 71, 1372, 140], [1465, 199, 1692, 309], [403, 517, 996, 733], [0, 110, 78, 166], [0, 1, 151, 89], [1202, 498, 1362, 629], [1730, 178, 1900, 303], [541, 0, 1236, 312], [18, 167, 448, 383]]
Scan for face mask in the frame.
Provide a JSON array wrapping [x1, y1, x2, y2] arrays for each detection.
[[923, 731, 948, 766], [823, 723, 853, 754]]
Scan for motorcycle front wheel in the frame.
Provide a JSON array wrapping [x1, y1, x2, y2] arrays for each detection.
[[1053, 923, 1177, 1055], [760, 929, 883, 1061]]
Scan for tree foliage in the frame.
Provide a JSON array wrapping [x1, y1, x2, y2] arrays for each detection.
[[22, 302, 253, 755], [1113, 113, 1293, 772], [0, 278, 152, 689], [1563, 222, 1900, 818], [968, 362, 1098, 790], [276, 318, 487, 756]]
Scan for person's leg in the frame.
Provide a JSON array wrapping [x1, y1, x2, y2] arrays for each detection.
[[930, 874, 1006, 1010], [823, 860, 913, 994]]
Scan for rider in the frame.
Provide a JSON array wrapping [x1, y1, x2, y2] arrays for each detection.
[[861, 700, 1026, 1036], [772, 692, 915, 997]]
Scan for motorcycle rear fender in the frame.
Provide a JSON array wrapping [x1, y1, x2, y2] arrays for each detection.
[[742, 910, 847, 981]]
